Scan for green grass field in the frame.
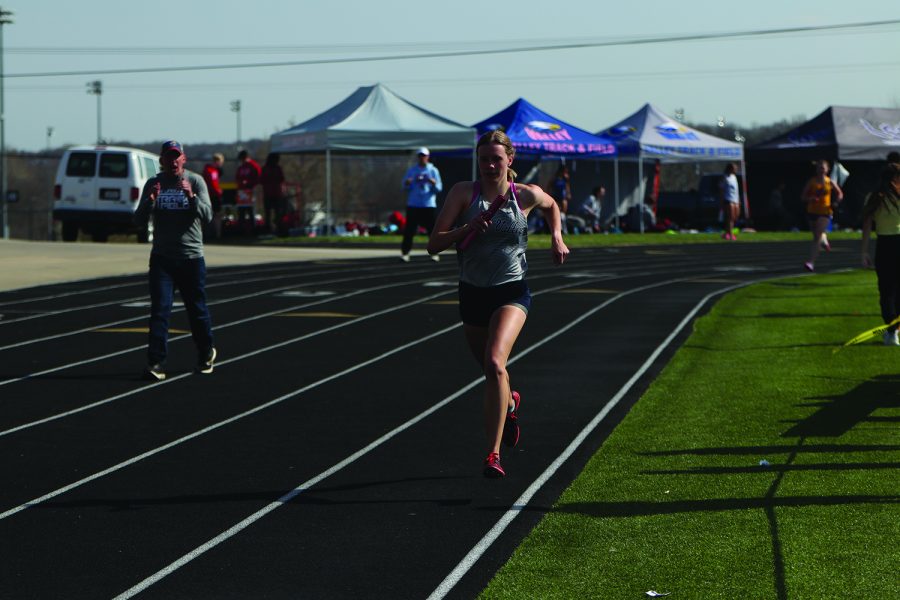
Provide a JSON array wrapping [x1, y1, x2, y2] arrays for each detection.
[[482, 269, 899, 599]]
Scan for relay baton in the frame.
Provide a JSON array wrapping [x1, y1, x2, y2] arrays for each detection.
[[834, 314, 900, 354], [458, 195, 506, 251]]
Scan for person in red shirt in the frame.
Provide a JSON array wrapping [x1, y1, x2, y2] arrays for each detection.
[[260, 153, 286, 234], [202, 153, 224, 239], [235, 150, 261, 232]]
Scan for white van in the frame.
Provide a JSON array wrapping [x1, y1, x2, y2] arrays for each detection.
[[52, 145, 160, 242]]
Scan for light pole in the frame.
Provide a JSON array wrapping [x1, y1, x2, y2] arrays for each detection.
[[0, 6, 13, 240], [230, 100, 241, 146], [86, 80, 102, 144], [46, 126, 53, 151]]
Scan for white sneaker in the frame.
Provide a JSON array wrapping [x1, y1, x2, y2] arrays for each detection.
[[884, 330, 899, 346], [430, 254, 440, 262], [400, 254, 410, 263]]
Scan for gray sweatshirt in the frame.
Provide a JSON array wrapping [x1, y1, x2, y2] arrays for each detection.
[[134, 169, 212, 259]]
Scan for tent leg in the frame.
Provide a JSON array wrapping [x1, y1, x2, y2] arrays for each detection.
[[325, 149, 332, 235], [739, 159, 750, 224], [614, 157, 620, 231], [638, 155, 645, 234]]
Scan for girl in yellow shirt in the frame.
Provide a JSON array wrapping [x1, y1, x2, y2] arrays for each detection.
[[801, 159, 843, 271]]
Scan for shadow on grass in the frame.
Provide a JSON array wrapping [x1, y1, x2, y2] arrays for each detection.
[[782, 374, 900, 437], [561, 375, 900, 599]]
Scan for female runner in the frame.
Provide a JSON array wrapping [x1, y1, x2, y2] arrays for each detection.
[[801, 159, 843, 271], [427, 130, 569, 478]]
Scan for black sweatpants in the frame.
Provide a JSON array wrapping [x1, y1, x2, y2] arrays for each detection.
[[401, 206, 436, 255]]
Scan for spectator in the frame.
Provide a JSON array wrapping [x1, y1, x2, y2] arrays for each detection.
[[202, 153, 225, 239], [719, 163, 740, 240], [580, 185, 605, 232], [261, 153, 286, 235], [133, 141, 216, 381], [400, 147, 442, 262], [235, 149, 261, 233]]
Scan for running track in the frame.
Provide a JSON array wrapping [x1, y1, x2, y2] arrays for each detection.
[[0, 241, 857, 599]]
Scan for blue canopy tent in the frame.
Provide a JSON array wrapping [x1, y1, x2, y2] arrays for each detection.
[[470, 98, 618, 232], [473, 98, 617, 158], [598, 104, 745, 231]]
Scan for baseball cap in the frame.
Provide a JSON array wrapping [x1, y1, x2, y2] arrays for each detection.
[[416, 147, 430, 156], [160, 140, 184, 155]]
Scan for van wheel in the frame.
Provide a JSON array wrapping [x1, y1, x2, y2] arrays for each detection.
[[62, 222, 79, 242]]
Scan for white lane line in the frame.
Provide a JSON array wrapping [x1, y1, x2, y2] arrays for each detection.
[[108, 277, 689, 599], [0, 260, 388, 308], [0, 261, 411, 326], [0, 261, 588, 388], [0, 283, 456, 435], [0, 265, 444, 351], [0, 272, 613, 518], [426, 280, 762, 600], [0, 268, 450, 351], [0, 276, 439, 389]]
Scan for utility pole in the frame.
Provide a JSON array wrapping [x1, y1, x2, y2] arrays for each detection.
[[230, 100, 241, 146], [0, 6, 13, 239], [46, 126, 53, 151], [86, 80, 102, 144]]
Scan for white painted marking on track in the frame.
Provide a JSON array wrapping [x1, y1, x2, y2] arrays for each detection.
[[713, 265, 766, 272], [563, 272, 616, 279], [275, 290, 335, 298], [423, 281, 458, 287], [120, 301, 182, 309], [105, 276, 704, 599], [426, 279, 770, 600]]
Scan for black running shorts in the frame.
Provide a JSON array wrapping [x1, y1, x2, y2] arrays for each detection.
[[458, 279, 531, 327]]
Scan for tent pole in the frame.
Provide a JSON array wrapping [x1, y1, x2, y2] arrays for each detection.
[[638, 153, 645, 234], [471, 147, 476, 180], [325, 149, 332, 235], [739, 158, 750, 224], [613, 156, 620, 231]]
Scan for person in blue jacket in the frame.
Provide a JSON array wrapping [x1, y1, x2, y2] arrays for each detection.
[[400, 147, 442, 262]]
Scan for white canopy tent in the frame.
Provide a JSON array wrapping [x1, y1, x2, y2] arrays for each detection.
[[597, 104, 746, 231], [270, 83, 476, 228]]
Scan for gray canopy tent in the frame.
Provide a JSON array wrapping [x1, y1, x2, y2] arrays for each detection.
[[270, 83, 476, 229], [597, 104, 745, 231]]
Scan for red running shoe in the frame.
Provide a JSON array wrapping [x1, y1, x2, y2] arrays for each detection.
[[483, 452, 505, 478], [502, 391, 521, 448]]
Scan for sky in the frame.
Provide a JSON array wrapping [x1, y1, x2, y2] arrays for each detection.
[[2, 0, 899, 152]]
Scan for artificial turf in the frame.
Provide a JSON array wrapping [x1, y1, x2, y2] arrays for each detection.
[[481, 269, 899, 599]]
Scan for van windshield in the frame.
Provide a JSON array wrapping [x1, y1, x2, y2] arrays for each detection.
[[99, 153, 129, 178], [65, 152, 97, 177]]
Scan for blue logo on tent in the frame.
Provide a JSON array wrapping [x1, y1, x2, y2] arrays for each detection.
[[656, 122, 699, 141], [605, 125, 637, 138], [527, 120, 562, 133]]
